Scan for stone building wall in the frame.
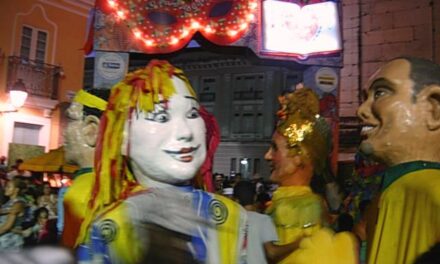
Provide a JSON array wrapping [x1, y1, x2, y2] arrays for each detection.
[[340, 0, 439, 117]]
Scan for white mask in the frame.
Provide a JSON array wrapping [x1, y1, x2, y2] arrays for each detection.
[[125, 76, 207, 187]]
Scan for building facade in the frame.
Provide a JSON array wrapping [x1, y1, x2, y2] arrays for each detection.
[[0, 0, 93, 162]]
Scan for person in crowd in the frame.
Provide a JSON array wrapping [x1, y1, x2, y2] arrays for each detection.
[[60, 88, 109, 249], [30, 207, 58, 245], [357, 57, 440, 264], [36, 182, 57, 219], [233, 180, 300, 264], [0, 156, 7, 183], [0, 178, 26, 251], [7, 159, 31, 179], [264, 85, 357, 263], [81, 60, 248, 263], [213, 173, 224, 194]]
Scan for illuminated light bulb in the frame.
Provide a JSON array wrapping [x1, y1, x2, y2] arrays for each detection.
[[249, 1, 258, 9], [108, 0, 117, 8], [240, 23, 248, 30], [144, 39, 154, 46], [205, 26, 213, 33], [181, 29, 189, 37], [247, 13, 255, 21], [133, 29, 142, 39], [228, 30, 238, 37], [117, 10, 126, 19], [191, 21, 200, 29], [170, 37, 179, 45]]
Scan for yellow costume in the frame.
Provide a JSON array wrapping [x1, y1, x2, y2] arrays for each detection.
[[62, 168, 94, 247], [90, 187, 248, 264], [368, 161, 440, 264], [267, 186, 323, 263]]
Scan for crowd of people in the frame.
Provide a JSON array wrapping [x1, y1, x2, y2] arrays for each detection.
[[0, 162, 59, 251]]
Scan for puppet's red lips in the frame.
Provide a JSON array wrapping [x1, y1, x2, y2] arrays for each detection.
[[164, 145, 200, 155], [164, 145, 200, 162]]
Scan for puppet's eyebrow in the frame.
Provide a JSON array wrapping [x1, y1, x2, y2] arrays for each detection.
[[184, 96, 198, 102]]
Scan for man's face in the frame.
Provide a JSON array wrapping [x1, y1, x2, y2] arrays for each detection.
[[264, 132, 300, 185], [64, 102, 87, 165], [4, 181, 17, 197], [357, 59, 425, 166], [127, 76, 207, 186]]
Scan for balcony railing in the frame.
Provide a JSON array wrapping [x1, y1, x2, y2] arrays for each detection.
[[7, 56, 61, 100]]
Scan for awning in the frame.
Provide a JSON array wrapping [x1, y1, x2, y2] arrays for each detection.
[[19, 146, 79, 174]]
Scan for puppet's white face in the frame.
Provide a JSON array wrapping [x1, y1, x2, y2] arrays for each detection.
[[126, 76, 206, 186]]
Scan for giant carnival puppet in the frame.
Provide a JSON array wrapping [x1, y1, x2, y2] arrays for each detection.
[[357, 57, 440, 264], [78, 60, 248, 264], [61, 89, 109, 250], [264, 85, 358, 264]]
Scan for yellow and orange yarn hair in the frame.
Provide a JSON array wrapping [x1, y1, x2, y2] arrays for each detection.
[[77, 60, 197, 244], [276, 85, 331, 176]]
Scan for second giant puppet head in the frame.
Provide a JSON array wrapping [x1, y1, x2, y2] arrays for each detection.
[[265, 85, 331, 186]]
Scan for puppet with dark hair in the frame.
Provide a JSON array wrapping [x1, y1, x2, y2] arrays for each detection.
[[358, 57, 440, 264]]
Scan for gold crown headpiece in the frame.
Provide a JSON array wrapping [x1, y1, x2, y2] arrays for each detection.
[[276, 84, 331, 174]]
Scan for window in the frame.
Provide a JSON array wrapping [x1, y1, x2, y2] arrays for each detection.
[[233, 74, 265, 100], [230, 158, 237, 175], [253, 158, 260, 175], [13, 122, 42, 145], [199, 77, 217, 103], [231, 104, 263, 136], [20, 26, 47, 63], [285, 73, 302, 92]]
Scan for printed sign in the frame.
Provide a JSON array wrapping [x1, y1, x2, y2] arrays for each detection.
[[262, 1, 342, 57], [94, 52, 129, 89]]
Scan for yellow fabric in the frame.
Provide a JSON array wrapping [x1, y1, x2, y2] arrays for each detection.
[[267, 186, 323, 264], [73, 89, 107, 111], [213, 194, 247, 263], [368, 169, 440, 264], [62, 170, 95, 247], [95, 201, 143, 264], [290, 228, 359, 264], [268, 186, 358, 264]]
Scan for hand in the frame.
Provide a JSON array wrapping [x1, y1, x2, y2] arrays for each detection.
[[126, 187, 211, 236]]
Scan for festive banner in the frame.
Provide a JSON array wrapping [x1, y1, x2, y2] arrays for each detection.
[[91, 0, 340, 63], [94, 0, 258, 53]]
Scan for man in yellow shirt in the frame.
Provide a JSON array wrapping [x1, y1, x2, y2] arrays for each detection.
[[265, 85, 358, 264], [357, 57, 440, 264]]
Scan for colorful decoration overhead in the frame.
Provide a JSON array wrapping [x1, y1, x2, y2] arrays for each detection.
[[97, 0, 258, 53]]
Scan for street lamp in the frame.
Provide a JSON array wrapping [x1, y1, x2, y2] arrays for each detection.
[[0, 79, 28, 114]]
